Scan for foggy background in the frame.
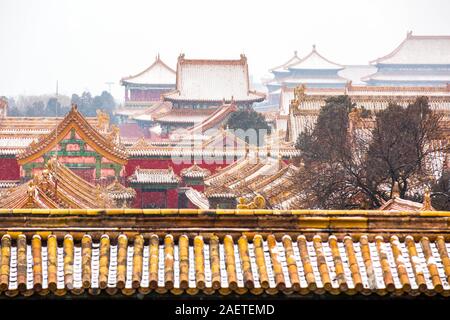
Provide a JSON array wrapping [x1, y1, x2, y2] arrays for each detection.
[[1, 0, 450, 102]]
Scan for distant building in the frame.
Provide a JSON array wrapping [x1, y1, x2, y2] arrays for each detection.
[[264, 46, 376, 111], [363, 32, 450, 86], [285, 84, 450, 141], [163, 54, 266, 109], [117, 55, 176, 124], [120, 55, 176, 107], [266, 32, 450, 115]]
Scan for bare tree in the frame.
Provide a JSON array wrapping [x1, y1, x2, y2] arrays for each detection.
[[293, 96, 446, 209]]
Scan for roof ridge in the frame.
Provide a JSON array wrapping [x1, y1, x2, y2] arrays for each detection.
[[289, 45, 343, 69], [121, 55, 176, 83], [17, 105, 128, 165], [178, 53, 248, 66]]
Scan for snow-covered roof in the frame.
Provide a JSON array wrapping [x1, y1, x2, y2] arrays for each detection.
[[283, 77, 347, 85], [121, 55, 176, 85], [338, 65, 378, 85], [371, 32, 450, 65], [185, 188, 209, 209], [269, 51, 302, 73], [289, 45, 343, 70], [128, 167, 180, 184], [362, 71, 450, 83], [163, 54, 265, 103]]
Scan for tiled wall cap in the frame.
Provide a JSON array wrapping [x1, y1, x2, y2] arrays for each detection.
[[297, 235, 307, 241]]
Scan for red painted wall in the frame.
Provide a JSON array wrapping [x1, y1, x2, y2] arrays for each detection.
[[132, 187, 179, 208], [0, 158, 20, 180], [129, 88, 172, 102]]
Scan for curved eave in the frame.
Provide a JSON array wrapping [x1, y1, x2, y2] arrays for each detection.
[[17, 122, 128, 166], [120, 57, 176, 85]]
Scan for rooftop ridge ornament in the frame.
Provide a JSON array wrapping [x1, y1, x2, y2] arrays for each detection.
[[290, 84, 306, 110], [422, 187, 432, 211], [236, 194, 266, 209], [96, 109, 110, 131]]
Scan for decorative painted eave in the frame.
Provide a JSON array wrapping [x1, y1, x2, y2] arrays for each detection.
[[17, 105, 128, 165]]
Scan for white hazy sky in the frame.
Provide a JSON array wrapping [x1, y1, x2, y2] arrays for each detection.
[[1, 0, 450, 102]]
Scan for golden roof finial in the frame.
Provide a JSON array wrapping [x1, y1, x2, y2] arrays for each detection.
[[96, 109, 110, 131], [291, 84, 306, 110], [422, 187, 432, 211], [236, 194, 266, 209]]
